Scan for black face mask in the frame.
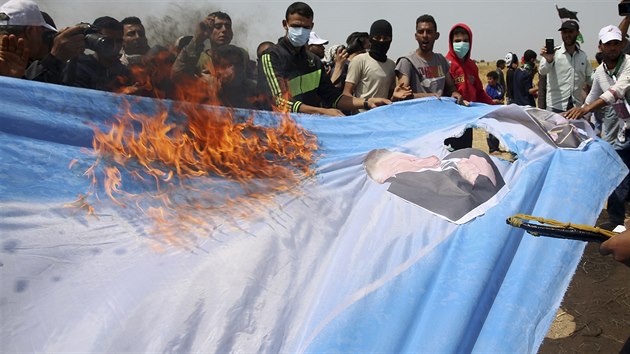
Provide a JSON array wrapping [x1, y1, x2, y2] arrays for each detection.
[[369, 39, 391, 62]]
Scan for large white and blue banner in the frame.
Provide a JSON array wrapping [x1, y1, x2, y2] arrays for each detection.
[[0, 76, 626, 353]]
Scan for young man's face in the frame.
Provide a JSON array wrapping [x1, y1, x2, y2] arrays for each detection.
[[283, 13, 314, 33], [560, 28, 578, 47], [210, 17, 233, 47], [415, 21, 438, 53], [601, 40, 623, 63], [452, 32, 469, 44], [122, 23, 149, 55]]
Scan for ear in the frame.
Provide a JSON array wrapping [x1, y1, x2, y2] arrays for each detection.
[[435, 32, 440, 40], [282, 19, 288, 31]]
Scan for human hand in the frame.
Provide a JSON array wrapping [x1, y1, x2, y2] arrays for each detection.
[[392, 82, 413, 101], [367, 97, 392, 108], [0, 34, 29, 78], [600, 227, 630, 267], [562, 107, 587, 120], [452, 91, 464, 105], [540, 46, 554, 63], [50, 26, 85, 61], [321, 108, 346, 116], [334, 46, 348, 66], [194, 15, 216, 45]]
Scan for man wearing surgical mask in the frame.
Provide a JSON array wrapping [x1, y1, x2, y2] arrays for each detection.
[[258, 1, 391, 115], [445, 23, 494, 149]]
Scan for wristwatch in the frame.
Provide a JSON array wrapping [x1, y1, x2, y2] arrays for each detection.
[[363, 98, 369, 110]]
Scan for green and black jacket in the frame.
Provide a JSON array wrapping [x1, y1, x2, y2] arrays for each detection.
[[258, 37, 343, 113]]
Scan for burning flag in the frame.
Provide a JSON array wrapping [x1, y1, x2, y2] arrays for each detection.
[[0, 76, 625, 353]]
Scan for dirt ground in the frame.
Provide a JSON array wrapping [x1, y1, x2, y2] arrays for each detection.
[[538, 209, 630, 353]]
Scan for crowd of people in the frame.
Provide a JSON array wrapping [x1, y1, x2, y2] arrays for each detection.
[[1, 0, 630, 266]]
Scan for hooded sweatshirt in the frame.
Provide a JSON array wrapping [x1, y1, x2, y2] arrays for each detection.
[[445, 23, 494, 105]]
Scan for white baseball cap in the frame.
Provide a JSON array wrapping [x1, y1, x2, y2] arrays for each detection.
[[599, 25, 622, 44], [0, 0, 57, 31], [308, 31, 328, 45]]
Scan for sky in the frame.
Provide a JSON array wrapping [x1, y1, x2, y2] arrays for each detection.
[[37, 0, 619, 62]]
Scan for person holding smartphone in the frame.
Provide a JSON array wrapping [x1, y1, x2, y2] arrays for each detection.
[[538, 20, 593, 113]]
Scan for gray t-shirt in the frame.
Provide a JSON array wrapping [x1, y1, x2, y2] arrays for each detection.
[[395, 52, 450, 95]]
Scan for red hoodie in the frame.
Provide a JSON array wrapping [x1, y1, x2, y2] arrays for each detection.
[[445, 23, 494, 105]]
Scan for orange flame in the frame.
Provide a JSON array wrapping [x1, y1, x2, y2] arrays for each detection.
[[78, 101, 317, 245]]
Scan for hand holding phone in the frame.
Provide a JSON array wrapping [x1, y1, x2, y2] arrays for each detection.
[[620, 1, 630, 16], [545, 38, 555, 55]]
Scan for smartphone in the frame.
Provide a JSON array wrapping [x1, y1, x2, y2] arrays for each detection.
[[545, 38, 555, 55], [620, 1, 630, 16]]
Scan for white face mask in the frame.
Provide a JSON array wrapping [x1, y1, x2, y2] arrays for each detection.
[[287, 26, 311, 47]]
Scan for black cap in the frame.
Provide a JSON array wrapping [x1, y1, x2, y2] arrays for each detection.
[[558, 20, 579, 31]]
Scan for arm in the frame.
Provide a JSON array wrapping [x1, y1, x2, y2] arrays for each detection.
[[539, 46, 554, 75], [563, 70, 609, 119], [258, 51, 306, 113], [342, 81, 355, 97], [395, 72, 438, 99], [444, 67, 465, 104], [329, 47, 348, 86], [26, 25, 86, 83], [171, 16, 215, 80]]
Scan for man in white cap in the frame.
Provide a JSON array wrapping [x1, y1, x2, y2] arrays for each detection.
[[0, 0, 85, 82], [306, 31, 327, 59], [565, 25, 630, 228], [539, 19, 593, 113]]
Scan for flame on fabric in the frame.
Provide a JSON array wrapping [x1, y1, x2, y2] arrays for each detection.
[[77, 75, 317, 244]]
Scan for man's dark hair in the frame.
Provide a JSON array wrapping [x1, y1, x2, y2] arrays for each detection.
[[451, 26, 468, 39], [285, 2, 313, 20], [486, 70, 499, 80], [346, 31, 368, 55], [209, 11, 231, 22], [416, 14, 437, 32], [93, 16, 122, 31], [523, 49, 536, 63], [496, 59, 506, 67], [214, 44, 246, 67], [256, 41, 275, 58], [121, 16, 143, 26]]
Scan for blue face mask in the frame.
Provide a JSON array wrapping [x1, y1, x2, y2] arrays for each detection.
[[453, 42, 470, 59], [287, 26, 311, 47]]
